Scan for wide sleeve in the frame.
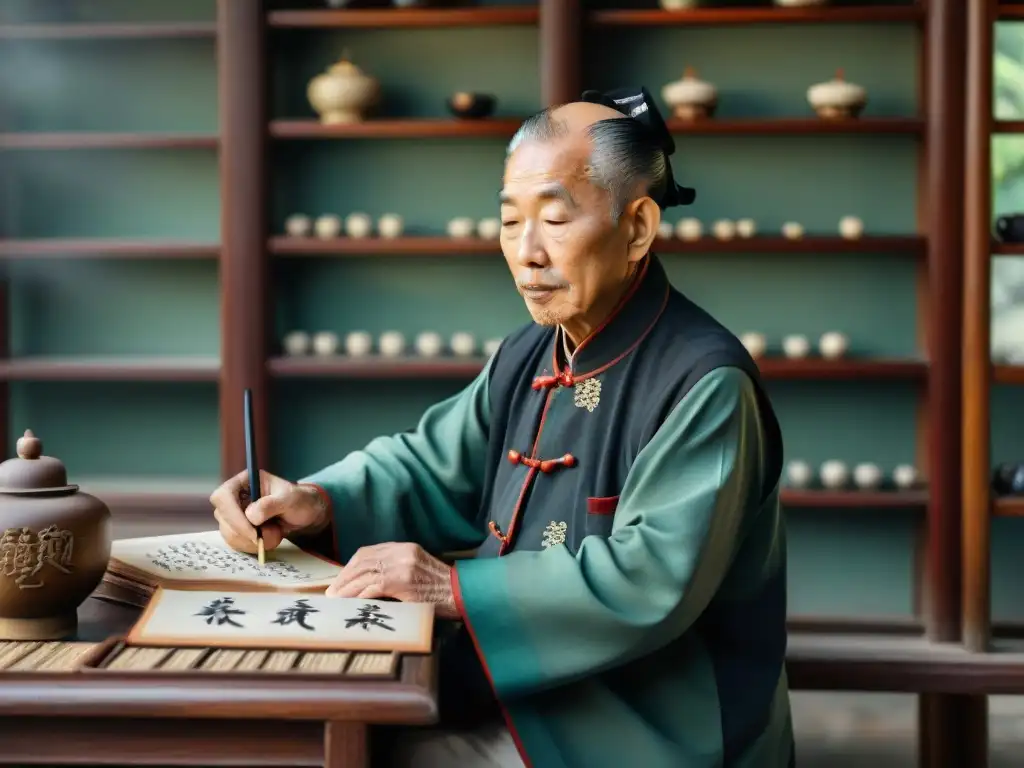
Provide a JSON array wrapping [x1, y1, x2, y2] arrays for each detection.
[[300, 358, 494, 562], [452, 365, 769, 701]]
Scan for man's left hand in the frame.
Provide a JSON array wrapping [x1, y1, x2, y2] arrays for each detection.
[[325, 542, 459, 620]]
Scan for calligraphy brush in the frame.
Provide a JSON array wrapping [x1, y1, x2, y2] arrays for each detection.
[[244, 388, 265, 565]]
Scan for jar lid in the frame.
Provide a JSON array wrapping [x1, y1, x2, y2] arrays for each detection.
[[0, 431, 79, 495]]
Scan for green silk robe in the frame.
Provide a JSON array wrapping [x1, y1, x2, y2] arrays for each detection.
[[303, 360, 794, 767]]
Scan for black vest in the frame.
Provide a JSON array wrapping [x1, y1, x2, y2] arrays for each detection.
[[475, 254, 783, 558]]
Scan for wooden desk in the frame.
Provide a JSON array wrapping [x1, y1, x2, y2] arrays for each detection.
[[0, 597, 438, 767]]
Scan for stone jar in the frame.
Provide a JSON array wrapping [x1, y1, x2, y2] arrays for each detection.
[[307, 55, 380, 124], [0, 430, 112, 639]]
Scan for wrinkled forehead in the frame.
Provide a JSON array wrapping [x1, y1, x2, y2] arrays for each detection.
[[501, 138, 600, 206]]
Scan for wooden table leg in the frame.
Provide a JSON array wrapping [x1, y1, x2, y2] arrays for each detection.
[[324, 721, 368, 768], [919, 693, 988, 768]]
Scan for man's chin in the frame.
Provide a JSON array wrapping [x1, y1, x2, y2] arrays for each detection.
[[525, 306, 562, 327]]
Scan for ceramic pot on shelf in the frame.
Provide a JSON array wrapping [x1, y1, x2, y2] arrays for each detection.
[[662, 67, 717, 121], [0, 431, 112, 640], [807, 69, 867, 119], [307, 53, 380, 125]]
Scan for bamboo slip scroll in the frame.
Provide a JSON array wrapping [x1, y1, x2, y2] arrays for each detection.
[[127, 587, 435, 655]]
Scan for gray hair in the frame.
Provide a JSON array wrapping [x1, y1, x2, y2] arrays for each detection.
[[506, 107, 669, 220]]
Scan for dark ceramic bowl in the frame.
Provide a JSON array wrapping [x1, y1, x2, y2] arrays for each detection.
[[447, 92, 497, 119]]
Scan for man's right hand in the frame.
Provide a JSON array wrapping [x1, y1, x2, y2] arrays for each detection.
[[209, 470, 330, 555]]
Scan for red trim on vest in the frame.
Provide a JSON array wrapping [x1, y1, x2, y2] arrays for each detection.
[[586, 495, 619, 515], [451, 567, 534, 768]]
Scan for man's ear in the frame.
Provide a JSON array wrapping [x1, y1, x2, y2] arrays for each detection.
[[624, 196, 660, 263]]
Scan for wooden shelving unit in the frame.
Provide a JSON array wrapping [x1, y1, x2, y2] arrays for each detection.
[[0, 239, 220, 259], [0, 2, 999, 763], [269, 234, 925, 256], [589, 6, 926, 26], [269, 118, 523, 139], [0, 133, 219, 150], [267, 7, 540, 29], [0, 23, 218, 40]]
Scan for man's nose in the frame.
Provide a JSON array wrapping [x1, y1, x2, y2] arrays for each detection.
[[515, 222, 549, 268]]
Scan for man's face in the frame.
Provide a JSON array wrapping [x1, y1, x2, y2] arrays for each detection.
[[499, 138, 633, 331]]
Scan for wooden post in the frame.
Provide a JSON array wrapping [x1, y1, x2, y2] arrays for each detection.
[[539, 0, 581, 107], [217, 0, 269, 481], [924, 0, 967, 647], [962, 0, 994, 658]]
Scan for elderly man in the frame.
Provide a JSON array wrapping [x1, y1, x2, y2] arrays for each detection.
[[212, 86, 793, 768]]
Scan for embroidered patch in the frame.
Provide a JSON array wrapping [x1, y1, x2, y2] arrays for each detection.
[[573, 377, 602, 412], [541, 521, 567, 548]]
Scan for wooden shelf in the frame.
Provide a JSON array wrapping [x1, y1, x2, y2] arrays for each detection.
[[991, 241, 1024, 255], [666, 118, 924, 135], [268, 355, 925, 382], [268, 355, 487, 379], [994, 497, 1024, 517], [997, 4, 1024, 20], [589, 6, 925, 26], [757, 358, 927, 380], [271, 236, 500, 256], [0, 23, 217, 40], [268, 8, 539, 29], [270, 235, 923, 257], [782, 489, 928, 508], [0, 239, 219, 258], [655, 236, 925, 254], [0, 357, 220, 382], [992, 120, 1024, 133], [993, 365, 1024, 384], [270, 118, 522, 140], [0, 133, 219, 150]]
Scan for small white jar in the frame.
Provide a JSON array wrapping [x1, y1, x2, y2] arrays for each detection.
[[819, 331, 849, 359], [713, 219, 736, 240], [447, 217, 475, 239], [819, 460, 849, 489], [786, 460, 813, 488], [676, 218, 703, 241], [379, 331, 406, 357], [739, 332, 767, 359], [414, 331, 444, 358], [378, 213, 404, 239], [282, 331, 311, 356], [285, 214, 312, 237], [657, 220, 674, 240], [312, 331, 340, 357], [314, 214, 342, 239], [892, 464, 919, 489], [781, 222, 804, 240], [477, 218, 501, 240], [735, 219, 757, 238], [853, 462, 883, 490], [483, 338, 503, 356], [344, 331, 373, 357], [345, 212, 373, 239], [782, 334, 810, 359], [450, 332, 476, 357], [839, 215, 864, 240]]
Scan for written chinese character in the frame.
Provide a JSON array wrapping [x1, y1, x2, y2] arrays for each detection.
[[0, 525, 74, 590], [271, 598, 318, 631], [344, 603, 395, 632], [195, 596, 246, 627]]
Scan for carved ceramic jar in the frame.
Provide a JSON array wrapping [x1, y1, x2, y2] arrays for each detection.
[[807, 69, 867, 119], [0, 431, 112, 639], [662, 67, 717, 120], [307, 55, 380, 124]]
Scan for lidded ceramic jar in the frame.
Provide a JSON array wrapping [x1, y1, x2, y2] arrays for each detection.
[[307, 53, 380, 124], [0, 431, 112, 639], [662, 67, 717, 120], [807, 69, 867, 119]]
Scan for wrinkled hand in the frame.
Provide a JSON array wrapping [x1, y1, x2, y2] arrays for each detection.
[[210, 470, 329, 555], [325, 542, 459, 620]]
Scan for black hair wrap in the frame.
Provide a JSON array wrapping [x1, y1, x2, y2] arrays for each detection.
[[580, 86, 696, 208]]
